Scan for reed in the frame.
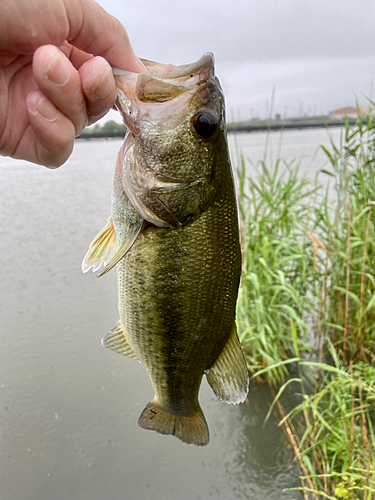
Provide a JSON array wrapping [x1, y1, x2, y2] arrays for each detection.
[[237, 108, 375, 497], [273, 353, 375, 499], [237, 157, 321, 386], [321, 114, 375, 364]]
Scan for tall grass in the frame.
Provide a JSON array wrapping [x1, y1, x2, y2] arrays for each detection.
[[320, 115, 375, 363], [237, 158, 320, 385], [272, 348, 375, 500], [237, 110, 375, 498]]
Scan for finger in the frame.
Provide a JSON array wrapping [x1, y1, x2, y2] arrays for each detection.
[[1, 0, 145, 73], [59, 41, 94, 70], [25, 90, 75, 168], [65, 0, 146, 72], [79, 56, 117, 124], [57, 45, 116, 125], [32, 45, 88, 135]]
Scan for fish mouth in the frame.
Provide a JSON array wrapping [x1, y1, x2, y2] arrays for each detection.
[[112, 53, 217, 134], [112, 52, 214, 82]]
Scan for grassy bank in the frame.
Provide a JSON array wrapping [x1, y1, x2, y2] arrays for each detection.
[[237, 111, 375, 499]]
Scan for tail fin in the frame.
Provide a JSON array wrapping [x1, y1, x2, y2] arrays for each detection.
[[138, 399, 209, 446]]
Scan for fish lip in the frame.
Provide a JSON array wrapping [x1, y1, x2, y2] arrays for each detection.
[[112, 68, 134, 78], [150, 53, 214, 79], [112, 53, 214, 80]]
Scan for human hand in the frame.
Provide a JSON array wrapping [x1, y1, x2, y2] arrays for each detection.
[[0, 0, 145, 168]]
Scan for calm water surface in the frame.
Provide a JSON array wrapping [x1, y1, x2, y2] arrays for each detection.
[[0, 127, 342, 500]]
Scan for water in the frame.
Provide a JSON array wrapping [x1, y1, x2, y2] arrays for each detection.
[[229, 125, 342, 180], [0, 128, 342, 500]]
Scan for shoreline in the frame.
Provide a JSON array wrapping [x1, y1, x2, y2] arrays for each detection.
[[76, 116, 364, 140]]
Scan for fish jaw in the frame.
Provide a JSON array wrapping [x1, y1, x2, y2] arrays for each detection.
[[138, 52, 215, 78], [113, 53, 218, 135]]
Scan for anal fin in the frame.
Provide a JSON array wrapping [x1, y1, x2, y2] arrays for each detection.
[[101, 323, 139, 360], [205, 324, 249, 404]]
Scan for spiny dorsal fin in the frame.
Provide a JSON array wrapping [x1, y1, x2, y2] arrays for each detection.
[[205, 325, 249, 405], [97, 220, 145, 277], [82, 217, 116, 273], [101, 323, 138, 360]]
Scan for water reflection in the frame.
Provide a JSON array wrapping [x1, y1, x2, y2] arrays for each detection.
[[214, 384, 302, 499]]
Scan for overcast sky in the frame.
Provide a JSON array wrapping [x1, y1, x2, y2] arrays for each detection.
[[97, 0, 375, 121]]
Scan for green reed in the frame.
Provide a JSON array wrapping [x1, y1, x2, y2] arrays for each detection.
[[270, 354, 375, 500], [237, 109, 375, 374], [237, 157, 320, 386], [321, 114, 375, 364], [237, 109, 375, 498]]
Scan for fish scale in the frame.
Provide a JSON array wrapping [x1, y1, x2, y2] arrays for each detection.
[[119, 184, 239, 409]]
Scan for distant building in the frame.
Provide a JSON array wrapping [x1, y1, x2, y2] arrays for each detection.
[[329, 106, 358, 118], [329, 105, 373, 118]]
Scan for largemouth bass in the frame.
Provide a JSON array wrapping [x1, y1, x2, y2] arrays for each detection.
[[82, 53, 249, 446]]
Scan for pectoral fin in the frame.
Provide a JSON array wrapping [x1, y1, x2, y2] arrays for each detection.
[[205, 325, 249, 404], [82, 217, 116, 273], [101, 323, 139, 360], [97, 220, 146, 277]]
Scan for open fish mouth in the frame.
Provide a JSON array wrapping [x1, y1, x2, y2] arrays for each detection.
[[112, 54, 217, 133], [112, 52, 215, 83]]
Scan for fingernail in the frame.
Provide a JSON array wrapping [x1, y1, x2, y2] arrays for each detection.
[[135, 57, 147, 73], [46, 49, 72, 86], [28, 91, 60, 122]]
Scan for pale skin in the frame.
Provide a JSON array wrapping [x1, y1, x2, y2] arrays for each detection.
[[0, 0, 145, 168]]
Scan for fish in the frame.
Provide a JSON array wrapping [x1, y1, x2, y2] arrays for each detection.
[[82, 53, 249, 446]]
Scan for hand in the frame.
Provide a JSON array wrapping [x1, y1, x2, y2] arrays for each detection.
[[0, 0, 145, 168]]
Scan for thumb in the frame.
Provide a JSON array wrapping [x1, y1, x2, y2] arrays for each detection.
[[65, 0, 145, 72]]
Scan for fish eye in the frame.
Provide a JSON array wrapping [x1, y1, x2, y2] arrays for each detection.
[[193, 112, 217, 139]]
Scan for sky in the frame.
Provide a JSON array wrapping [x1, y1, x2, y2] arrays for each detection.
[[97, 0, 375, 122]]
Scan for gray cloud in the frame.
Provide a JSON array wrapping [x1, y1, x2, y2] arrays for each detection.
[[98, 0, 375, 119]]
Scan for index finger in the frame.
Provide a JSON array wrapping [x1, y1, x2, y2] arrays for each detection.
[[0, 0, 145, 73], [65, 0, 145, 72]]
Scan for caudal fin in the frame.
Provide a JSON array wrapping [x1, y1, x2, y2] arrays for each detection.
[[138, 400, 209, 446]]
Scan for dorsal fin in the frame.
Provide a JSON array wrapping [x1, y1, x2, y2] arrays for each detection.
[[205, 325, 249, 404]]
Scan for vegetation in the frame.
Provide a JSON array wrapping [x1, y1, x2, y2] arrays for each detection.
[[275, 354, 375, 500], [237, 110, 375, 499], [80, 120, 126, 138], [237, 158, 319, 386]]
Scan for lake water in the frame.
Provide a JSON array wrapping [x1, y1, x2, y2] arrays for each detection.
[[0, 127, 342, 500]]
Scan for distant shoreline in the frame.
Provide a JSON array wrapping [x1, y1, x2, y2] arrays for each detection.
[[76, 131, 126, 140], [226, 116, 365, 133], [76, 116, 364, 140]]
